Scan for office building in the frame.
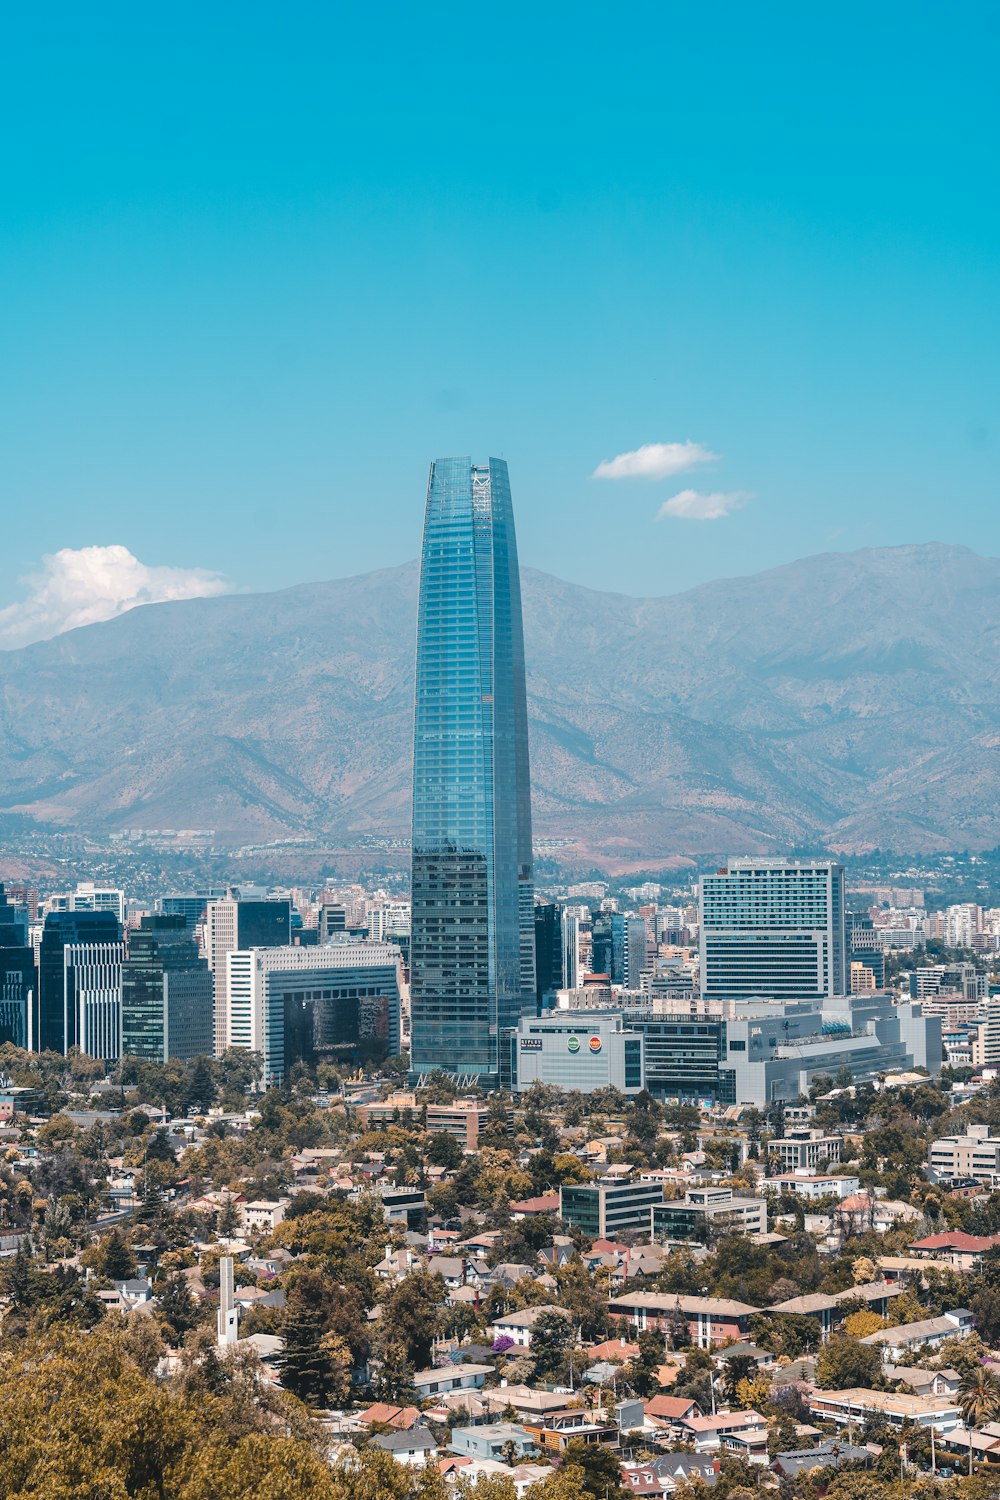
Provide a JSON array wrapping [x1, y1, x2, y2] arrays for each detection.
[[772, 1128, 841, 1171], [156, 892, 221, 932], [47, 883, 125, 924], [37, 910, 122, 1054], [928, 1124, 1000, 1186], [410, 457, 535, 1081], [0, 884, 34, 1050], [700, 859, 846, 1002], [561, 909, 584, 989], [652, 1187, 767, 1245], [847, 912, 886, 989], [226, 940, 402, 1084], [534, 903, 562, 1009], [63, 940, 125, 1061], [121, 915, 213, 1063], [205, 896, 291, 1055], [623, 916, 649, 988], [560, 1179, 665, 1238], [619, 991, 941, 1108], [512, 1010, 645, 1095]]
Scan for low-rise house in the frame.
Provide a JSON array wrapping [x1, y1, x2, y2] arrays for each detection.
[[509, 1194, 560, 1219], [609, 1292, 758, 1349], [767, 1173, 860, 1201], [645, 1395, 702, 1437], [373, 1429, 438, 1466], [768, 1280, 903, 1341], [861, 1308, 974, 1360], [240, 1199, 288, 1234], [412, 1364, 493, 1400], [490, 1304, 567, 1349], [450, 1424, 538, 1462], [771, 1442, 872, 1480], [676, 1411, 766, 1453], [883, 1364, 961, 1397], [908, 1231, 1000, 1271], [809, 1387, 962, 1433], [358, 1402, 423, 1430]]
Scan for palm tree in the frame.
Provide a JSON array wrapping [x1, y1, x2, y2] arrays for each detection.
[[958, 1365, 1000, 1474]]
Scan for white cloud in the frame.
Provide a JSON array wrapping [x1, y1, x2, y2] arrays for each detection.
[[592, 441, 717, 481], [0, 544, 232, 648], [655, 489, 751, 521]]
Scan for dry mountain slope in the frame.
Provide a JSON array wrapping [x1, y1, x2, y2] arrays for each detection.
[[0, 543, 997, 854]]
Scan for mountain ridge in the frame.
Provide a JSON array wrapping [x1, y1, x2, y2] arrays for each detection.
[[0, 541, 997, 856]]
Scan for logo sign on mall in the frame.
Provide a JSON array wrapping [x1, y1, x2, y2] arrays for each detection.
[[567, 1035, 581, 1053], [589, 1036, 602, 1053]]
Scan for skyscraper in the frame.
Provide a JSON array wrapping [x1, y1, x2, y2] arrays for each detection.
[[700, 858, 847, 1003], [204, 896, 291, 1055], [410, 457, 535, 1082], [37, 910, 122, 1054], [121, 915, 213, 1063], [0, 884, 34, 1051]]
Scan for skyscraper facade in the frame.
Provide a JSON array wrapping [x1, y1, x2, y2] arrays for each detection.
[[0, 885, 34, 1051], [204, 896, 291, 1055], [37, 910, 122, 1054], [410, 457, 535, 1081], [121, 915, 213, 1063], [700, 858, 847, 1003]]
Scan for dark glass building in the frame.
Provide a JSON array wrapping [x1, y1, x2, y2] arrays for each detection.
[[534, 903, 562, 1010], [121, 915, 213, 1063], [37, 910, 122, 1054], [0, 884, 34, 1050], [410, 457, 535, 1082]]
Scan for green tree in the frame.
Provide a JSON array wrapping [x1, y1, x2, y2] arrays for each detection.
[[96, 1227, 138, 1282], [158, 1273, 199, 1340], [529, 1309, 575, 1381], [815, 1335, 883, 1391], [380, 1270, 444, 1368], [559, 1439, 626, 1500], [958, 1365, 1000, 1474], [280, 1288, 336, 1407]]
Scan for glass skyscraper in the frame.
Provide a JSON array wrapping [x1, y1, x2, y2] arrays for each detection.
[[410, 457, 535, 1081]]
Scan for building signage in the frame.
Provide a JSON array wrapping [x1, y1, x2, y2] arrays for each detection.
[[520, 1037, 543, 1051], [589, 1036, 602, 1052], [567, 1035, 581, 1052]]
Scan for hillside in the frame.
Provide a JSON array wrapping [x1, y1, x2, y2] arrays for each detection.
[[0, 543, 997, 857]]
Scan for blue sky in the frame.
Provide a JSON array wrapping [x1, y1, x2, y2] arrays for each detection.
[[1, 2, 997, 640]]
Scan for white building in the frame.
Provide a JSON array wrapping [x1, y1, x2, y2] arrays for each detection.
[[226, 939, 403, 1083], [48, 884, 125, 924], [63, 940, 125, 1060]]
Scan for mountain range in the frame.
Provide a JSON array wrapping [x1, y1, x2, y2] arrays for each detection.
[[1, 542, 998, 860]]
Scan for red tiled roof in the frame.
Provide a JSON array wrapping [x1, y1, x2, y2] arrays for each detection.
[[647, 1395, 700, 1420], [509, 1193, 561, 1214], [910, 1231, 1000, 1252], [358, 1403, 421, 1430]]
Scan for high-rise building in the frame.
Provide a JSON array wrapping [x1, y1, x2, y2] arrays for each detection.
[[534, 903, 563, 1009], [700, 859, 847, 1002], [121, 915, 213, 1063], [37, 910, 122, 1054], [226, 939, 403, 1084], [0, 884, 34, 1050], [47, 883, 125, 924], [63, 941, 125, 1060], [204, 897, 291, 1055], [410, 457, 535, 1082]]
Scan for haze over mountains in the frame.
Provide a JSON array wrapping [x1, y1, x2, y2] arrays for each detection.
[[0, 542, 997, 860]]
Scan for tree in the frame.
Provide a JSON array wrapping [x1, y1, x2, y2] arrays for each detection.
[[529, 1309, 575, 1381], [185, 1055, 218, 1114], [815, 1336, 883, 1391], [96, 1227, 138, 1282], [158, 1273, 199, 1341], [958, 1365, 1000, 1474], [280, 1290, 336, 1406], [426, 1131, 464, 1170], [559, 1439, 626, 1500], [380, 1270, 444, 1369]]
